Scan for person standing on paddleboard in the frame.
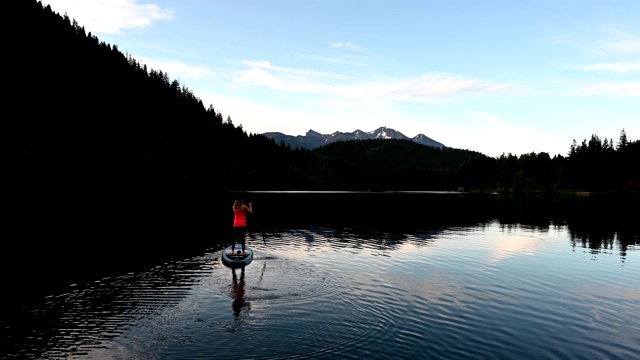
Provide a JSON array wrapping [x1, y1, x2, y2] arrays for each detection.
[[232, 199, 253, 253]]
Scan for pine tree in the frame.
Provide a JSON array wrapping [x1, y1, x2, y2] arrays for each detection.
[[617, 129, 628, 150]]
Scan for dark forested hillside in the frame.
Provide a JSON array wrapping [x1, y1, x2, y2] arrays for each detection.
[[313, 139, 490, 190], [19, 1, 212, 197]]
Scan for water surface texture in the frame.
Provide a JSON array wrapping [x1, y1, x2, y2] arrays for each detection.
[[2, 193, 638, 359]]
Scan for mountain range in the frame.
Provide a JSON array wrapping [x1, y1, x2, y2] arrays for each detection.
[[262, 126, 445, 150]]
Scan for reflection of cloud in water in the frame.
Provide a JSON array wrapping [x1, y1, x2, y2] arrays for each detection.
[[486, 234, 540, 264], [458, 222, 562, 265]]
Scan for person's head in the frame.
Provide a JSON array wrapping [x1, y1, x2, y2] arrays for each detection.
[[233, 199, 243, 211]]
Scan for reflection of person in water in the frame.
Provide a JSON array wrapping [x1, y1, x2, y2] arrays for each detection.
[[232, 267, 250, 316]]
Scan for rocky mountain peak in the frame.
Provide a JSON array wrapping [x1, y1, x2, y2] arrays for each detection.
[[263, 126, 445, 150]]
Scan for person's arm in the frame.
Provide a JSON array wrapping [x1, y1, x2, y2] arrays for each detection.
[[245, 203, 253, 214]]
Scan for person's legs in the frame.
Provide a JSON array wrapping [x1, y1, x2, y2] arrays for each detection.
[[232, 227, 239, 251], [241, 227, 247, 252]]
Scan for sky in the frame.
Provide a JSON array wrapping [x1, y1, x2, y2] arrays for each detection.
[[41, 0, 639, 158]]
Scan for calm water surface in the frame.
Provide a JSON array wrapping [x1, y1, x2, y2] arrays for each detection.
[[2, 193, 639, 359]]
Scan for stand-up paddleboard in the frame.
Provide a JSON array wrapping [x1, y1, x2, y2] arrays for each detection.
[[222, 244, 254, 267]]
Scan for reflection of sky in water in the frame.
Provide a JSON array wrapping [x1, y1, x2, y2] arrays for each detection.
[[266, 221, 585, 263], [261, 220, 639, 320]]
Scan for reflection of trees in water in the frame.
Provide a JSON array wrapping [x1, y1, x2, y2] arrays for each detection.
[[494, 194, 639, 259], [563, 196, 638, 260], [252, 192, 638, 261], [567, 220, 638, 260], [248, 192, 499, 233], [494, 194, 569, 230]]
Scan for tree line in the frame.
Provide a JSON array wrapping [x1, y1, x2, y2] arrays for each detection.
[[482, 130, 639, 193]]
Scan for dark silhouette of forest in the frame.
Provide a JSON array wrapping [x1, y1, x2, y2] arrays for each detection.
[[7, 2, 638, 295]]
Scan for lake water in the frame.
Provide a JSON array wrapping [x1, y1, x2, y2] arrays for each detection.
[[2, 192, 639, 359]]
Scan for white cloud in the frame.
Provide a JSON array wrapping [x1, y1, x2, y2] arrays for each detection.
[[342, 74, 513, 103], [196, 93, 389, 136], [599, 29, 640, 55], [576, 62, 640, 74], [233, 60, 342, 93], [574, 81, 640, 97], [41, 0, 174, 34], [445, 114, 568, 157], [231, 61, 514, 104], [134, 57, 216, 80], [550, 24, 640, 57], [325, 41, 382, 61], [328, 41, 364, 51], [583, 27, 640, 56]]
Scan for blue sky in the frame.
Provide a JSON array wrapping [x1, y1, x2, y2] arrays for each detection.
[[42, 0, 639, 157]]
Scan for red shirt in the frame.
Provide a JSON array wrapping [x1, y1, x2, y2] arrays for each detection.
[[234, 209, 247, 227]]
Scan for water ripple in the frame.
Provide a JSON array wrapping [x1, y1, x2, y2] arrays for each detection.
[[2, 221, 638, 360]]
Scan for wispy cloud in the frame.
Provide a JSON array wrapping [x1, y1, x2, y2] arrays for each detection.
[[324, 41, 380, 60], [575, 62, 640, 74], [232, 60, 346, 93], [232, 61, 514, 103], [41, 0, 174, 34], [559, 26, 640, 56], [574, 81, 640, 97], [328, 41, 364, 51], [465, 113, 566, 156], [598, 28, 640, 55], [344, 74, 513, 103], [134, 57, 216, 80]]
